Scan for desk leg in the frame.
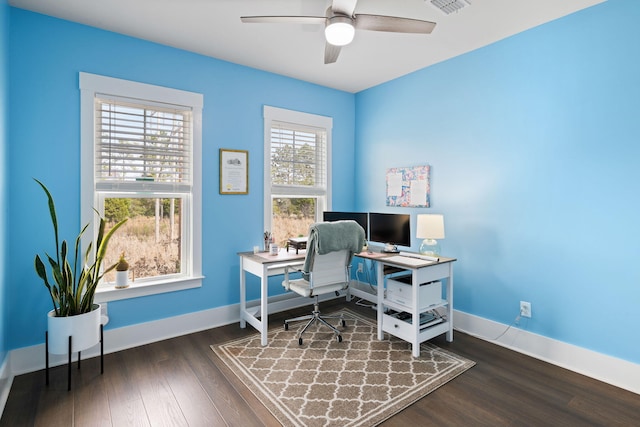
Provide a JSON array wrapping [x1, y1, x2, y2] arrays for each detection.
[[239, 258, 246, 329], [377, 262, 384, 341], [412, 270, 421, 358], [446, 264, 454, 342], [260, 265, 269, 346]]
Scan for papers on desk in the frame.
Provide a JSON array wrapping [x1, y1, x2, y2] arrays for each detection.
[[357, 250, 387, 258], [254, 250, 304, 262], [384, 255, 435, 267]]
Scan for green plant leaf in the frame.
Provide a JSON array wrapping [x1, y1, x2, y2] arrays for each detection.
[[34, 178, 60, 265], [34, 180, 127, 316], [35, 255, 59, 316]]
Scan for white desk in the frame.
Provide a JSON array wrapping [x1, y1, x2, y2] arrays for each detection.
[[239, 249, 455, 355], [355, 251, 456, 357], [238, 251, 305, 346]]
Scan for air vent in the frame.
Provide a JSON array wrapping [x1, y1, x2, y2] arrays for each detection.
[[429, 0, 471, 15]]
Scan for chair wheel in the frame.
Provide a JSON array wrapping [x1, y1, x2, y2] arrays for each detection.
[[298, 337, 303, 345], [337, 335, 343, 343], [284, 322, 289, 331], [341, 319, 346, 327]]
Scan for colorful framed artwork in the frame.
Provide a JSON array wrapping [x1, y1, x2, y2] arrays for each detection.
[[386, 165, 431, 207]]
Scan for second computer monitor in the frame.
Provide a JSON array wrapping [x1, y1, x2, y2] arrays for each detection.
[[368, 212, 411, 252], [322, 211, 369, 239]]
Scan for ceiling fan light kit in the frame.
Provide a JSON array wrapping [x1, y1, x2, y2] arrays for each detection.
[[325, 16, 355, 46], [430, 0, 471, 15], [241, 0, 437, 64]]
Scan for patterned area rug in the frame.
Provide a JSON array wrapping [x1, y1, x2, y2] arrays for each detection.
[[212, 309, 475, 427]]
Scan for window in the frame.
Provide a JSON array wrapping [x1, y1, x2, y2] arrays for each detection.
[[263, 106, 332, 245], [80, 73, 203, 301]]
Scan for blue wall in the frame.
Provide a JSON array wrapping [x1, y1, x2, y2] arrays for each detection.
[[355, 0, 639, 364], [0, 0, 8, 366], [6, 9, 355, 350], [5, 0, 639, 369]]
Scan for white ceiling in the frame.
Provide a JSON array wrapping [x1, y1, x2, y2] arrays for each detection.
[[10, 0, 605, 93]]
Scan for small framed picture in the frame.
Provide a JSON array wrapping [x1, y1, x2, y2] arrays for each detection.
[[219, 149, 248, 194]]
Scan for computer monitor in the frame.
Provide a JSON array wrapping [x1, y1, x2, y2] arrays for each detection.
[[322, 211, 369, 239], [368, 212, 411, 252]]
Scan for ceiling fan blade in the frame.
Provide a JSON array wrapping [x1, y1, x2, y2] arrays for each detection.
[[331, 0, 358, 17], [240, 16, 325, 25], [354, 15, 437, 34], [324, 43, 342, 64]]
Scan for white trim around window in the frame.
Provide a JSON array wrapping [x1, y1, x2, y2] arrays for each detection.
[[262, 105, 333, 232], [80, 72, 204, 302]]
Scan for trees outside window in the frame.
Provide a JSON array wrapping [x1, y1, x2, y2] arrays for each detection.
[[263, 106, 332, 245], [80, 72, 202, 296]]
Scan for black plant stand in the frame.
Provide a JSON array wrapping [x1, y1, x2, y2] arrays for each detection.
[[45, 324, 104, 391]]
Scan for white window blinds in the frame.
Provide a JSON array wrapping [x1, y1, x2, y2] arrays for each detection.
[[95, 96, 192, 192], [270, 120, 327, 194]]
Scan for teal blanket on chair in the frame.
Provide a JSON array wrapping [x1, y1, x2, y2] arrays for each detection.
[[302, 220, 366, 275]]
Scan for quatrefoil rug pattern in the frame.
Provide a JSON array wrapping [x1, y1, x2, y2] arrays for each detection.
[[212, 309, 475, 427]]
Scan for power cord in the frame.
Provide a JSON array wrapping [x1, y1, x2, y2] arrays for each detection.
[[354, 259, 377, 294], [463, 307, 527, 342], [352, 259, 377, 309], [354, 298, 375, 308], [492, 306, 531, 340]]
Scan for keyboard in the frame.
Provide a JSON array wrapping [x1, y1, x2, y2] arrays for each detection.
[[398, 251, 439, 262], [385, 255, 435, 267]]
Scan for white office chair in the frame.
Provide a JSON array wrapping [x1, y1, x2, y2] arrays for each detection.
[[282, 220, 365, 345]]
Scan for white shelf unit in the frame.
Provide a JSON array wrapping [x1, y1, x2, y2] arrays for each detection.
[[378, 260, 454, 357]]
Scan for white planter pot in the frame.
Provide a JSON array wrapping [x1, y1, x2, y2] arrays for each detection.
[[115, 270, 129, 288], [47, 304, 101, 354]]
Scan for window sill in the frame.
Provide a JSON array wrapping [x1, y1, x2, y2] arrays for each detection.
[[94, 276, 204, 303]]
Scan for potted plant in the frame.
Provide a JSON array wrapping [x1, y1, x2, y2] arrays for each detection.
[[33, 178, 127, 354], [115, 252, 130, 289]]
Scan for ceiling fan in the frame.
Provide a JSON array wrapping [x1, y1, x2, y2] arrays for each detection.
[[241, 0, 437, 64]]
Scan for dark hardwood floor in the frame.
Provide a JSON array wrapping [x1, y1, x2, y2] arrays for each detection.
[[2, 299, 639, 426]]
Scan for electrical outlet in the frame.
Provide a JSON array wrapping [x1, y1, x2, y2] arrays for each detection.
[[357, 263, 364, 273], [520, 301, 531, 318]]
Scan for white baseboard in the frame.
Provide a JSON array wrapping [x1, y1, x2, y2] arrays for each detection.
[[454, 310, 640, 395], [8, 292, 332, 376], [0, 355, 12, 418], [6, 300, 638, 397]]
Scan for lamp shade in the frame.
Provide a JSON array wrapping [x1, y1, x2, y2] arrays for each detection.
[[416, 214, 445, 239], [325, 16, 355, 46]]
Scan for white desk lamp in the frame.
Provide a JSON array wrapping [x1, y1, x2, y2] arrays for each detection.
[[416, 214, 445, 256]]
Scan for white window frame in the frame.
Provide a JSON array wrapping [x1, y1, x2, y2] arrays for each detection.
[[263, 105, 332, 234], [80, 72, 203, 302]]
